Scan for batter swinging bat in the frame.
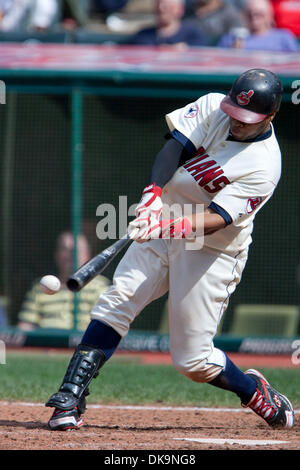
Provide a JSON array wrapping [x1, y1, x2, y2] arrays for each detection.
[[67, 234, 132, 292]]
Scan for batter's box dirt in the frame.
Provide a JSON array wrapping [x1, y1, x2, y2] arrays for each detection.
[[0, 402, 299, 451]]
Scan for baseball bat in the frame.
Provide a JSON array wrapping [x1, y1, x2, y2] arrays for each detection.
[[66, 233, 132, 292]]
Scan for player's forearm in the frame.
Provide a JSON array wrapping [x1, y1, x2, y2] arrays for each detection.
[[149, 138, 188, 187], [189, 209, 227, 235]]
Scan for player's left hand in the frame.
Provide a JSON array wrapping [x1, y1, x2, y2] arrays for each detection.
[[128, 215, 192, 243], [128, 215, 161, 242], [135, 183, 163, 220]]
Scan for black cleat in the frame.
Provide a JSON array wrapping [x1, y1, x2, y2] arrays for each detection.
[[243, 369, 294, 428]]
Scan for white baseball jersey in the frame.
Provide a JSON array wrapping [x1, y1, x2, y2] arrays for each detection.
[[164, 92, 281, 254]]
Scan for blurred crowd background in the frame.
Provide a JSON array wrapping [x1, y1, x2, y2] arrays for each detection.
[[0, 0, 299, 51]]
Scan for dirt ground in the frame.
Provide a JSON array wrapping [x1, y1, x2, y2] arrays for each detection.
[[0, 401, 299, 452]]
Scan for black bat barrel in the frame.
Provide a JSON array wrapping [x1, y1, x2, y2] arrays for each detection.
[[66, 277, 82, 292], [66, 235, 131, 292]]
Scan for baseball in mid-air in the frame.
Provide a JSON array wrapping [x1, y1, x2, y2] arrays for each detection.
[[40, 275, 61, 295]]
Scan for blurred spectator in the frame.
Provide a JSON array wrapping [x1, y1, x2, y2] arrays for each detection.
[[128, 0, 207, 47], [17, 231, 110, 331], [60, 0, 90, 31], [183, 0, 245, 46], [0, 0, 58, 32], [271, 0, 300, 38], [218, 0, 299, 51], [184, 0, 247, 16], [226, 0, 247, 8], [93, 0, 129, 15], [82, 0, 156, 36]]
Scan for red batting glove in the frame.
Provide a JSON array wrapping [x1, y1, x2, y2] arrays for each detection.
[[160, 217, 192, 239], [128, 216, 192, 243], [135, 183, 163, 220]]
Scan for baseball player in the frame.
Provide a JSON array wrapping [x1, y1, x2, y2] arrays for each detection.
[[45, 69, 294, 431]]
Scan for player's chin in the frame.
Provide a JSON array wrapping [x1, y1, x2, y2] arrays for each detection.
[[230, 128, 249, 141]]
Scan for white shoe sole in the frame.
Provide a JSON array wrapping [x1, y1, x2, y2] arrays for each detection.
[[48, 415, 83, 431]]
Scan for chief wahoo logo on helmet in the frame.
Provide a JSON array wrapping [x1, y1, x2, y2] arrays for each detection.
[[236, 90, 254, 106]]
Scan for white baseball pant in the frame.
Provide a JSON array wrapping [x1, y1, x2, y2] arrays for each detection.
[[90, 238, 247, 383]]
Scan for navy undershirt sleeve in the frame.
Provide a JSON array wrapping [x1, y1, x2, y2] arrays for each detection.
[[170, 129, 196, 155], [209, 202, 232, 225], [149, 133, 195, 187]]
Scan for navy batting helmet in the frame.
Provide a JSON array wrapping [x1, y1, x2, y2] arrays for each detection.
[[220, 69, 283, 124]]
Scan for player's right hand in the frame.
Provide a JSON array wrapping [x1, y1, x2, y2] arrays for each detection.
[[135, 183, 163, 220]]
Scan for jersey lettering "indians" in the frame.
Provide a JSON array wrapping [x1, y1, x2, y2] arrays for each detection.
[[183, 147, 230, 193]]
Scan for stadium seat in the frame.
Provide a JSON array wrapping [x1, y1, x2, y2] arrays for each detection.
[[229, 304, 300, 337]]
